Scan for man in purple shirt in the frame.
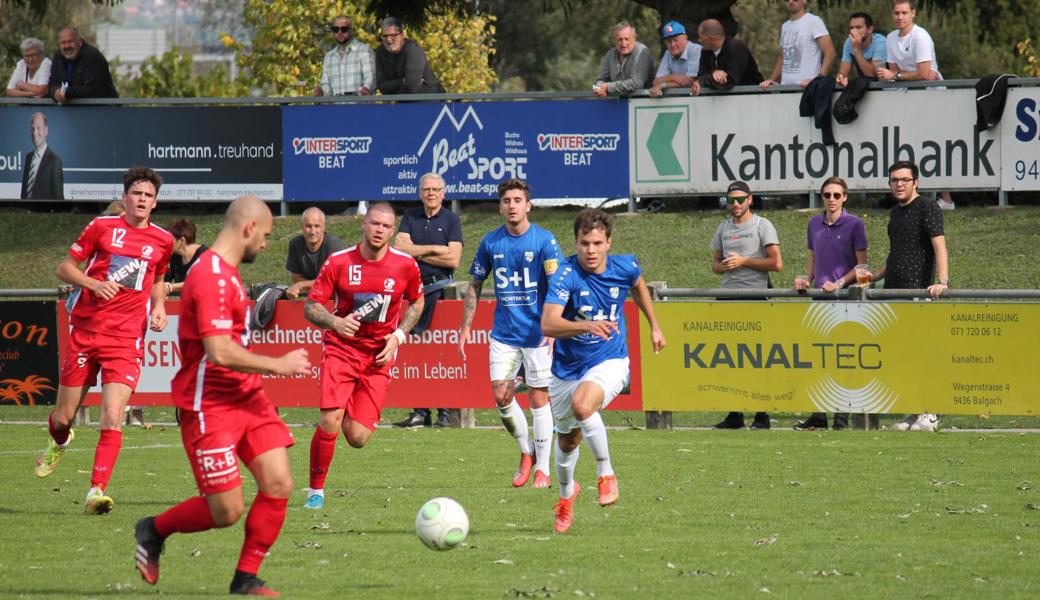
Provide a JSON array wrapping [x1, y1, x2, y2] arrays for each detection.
[[793, 176, 867, 430]]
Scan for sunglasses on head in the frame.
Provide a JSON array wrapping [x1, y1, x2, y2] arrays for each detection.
[[331, 25, 352, 33], [821, 192, 845, 199]]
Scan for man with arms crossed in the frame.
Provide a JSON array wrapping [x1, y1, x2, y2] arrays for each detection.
[[864, 161, 948, 432], [459, 179, 562, 488], [541, 209, 665, 533], [303, 202, 424, 509], [134, 196, 310, 596], [36, 167, 173, 514]]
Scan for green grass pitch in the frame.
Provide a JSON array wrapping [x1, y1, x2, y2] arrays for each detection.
[[2, 419, 1038, 599]]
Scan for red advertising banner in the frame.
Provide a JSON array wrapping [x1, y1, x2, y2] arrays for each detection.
[[58, 300, 643, 410]]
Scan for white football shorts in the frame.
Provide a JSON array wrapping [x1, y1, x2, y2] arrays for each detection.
[[549, 357, 629, 434], [488, 338, 552, 388]]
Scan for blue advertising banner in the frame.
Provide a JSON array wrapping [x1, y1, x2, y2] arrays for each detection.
[[283, 99, 628, 201]]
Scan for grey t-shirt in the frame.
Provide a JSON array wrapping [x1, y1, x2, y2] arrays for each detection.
[[286, 232, 347, 280], [710, 214, 780, 288]]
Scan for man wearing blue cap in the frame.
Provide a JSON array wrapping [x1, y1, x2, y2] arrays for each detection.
[[649, 21, 702, 97]]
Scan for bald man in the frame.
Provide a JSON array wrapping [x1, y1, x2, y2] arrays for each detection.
[[134, 196, 311, 596], [286, 207, 347, 300], [690, 19, 763, 96]]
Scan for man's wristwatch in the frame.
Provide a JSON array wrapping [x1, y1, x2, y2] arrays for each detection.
[[895, 72, 902, 81]]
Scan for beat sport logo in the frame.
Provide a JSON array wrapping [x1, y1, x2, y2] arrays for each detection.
[[684, 303, 899, 413]]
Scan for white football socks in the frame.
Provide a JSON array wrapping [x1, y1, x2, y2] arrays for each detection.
[[530, 404, 553, 474], [555, 438, 579, 499], [579, 412, 614, 477], [498, 398, 532, 455]]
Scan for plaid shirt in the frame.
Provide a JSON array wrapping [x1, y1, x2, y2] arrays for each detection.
[[319, 39, 375, 95]]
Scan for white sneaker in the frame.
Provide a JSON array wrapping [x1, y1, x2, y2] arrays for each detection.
[[890, 414, 918, 431], [910, 413, 940, 432]]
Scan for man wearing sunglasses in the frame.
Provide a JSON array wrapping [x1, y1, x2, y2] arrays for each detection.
[[316, 15, 375, 96], [710, 180, 783, 430]]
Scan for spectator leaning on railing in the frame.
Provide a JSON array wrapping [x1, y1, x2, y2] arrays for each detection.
[[6, 37, 51, 98], [836, 12, 887, 87], [593, 20, 655, 98], [649, 21, 702, 98], [690, 18, 763, 96], [761, 0, 835, 89], [48, 26, 118, 103], [314, 14, 375, 97], [375, 17, 443, 94]]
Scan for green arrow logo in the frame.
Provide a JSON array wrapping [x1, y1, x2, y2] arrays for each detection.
[[646, 112, 684, 176]]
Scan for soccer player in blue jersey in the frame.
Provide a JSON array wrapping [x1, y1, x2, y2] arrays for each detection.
[[541, 208, 665, 533], [459, 179, 562, 488]]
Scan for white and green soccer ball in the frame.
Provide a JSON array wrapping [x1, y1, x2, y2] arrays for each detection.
[[415, 497, 469, 550]]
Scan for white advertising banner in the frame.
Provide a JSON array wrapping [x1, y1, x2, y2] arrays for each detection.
[[1000, 87, 1040, 191], [630, 87, 1001, 195]]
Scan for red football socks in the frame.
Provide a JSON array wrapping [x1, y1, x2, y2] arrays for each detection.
[[154, 495, 217, 537], [90, 429, 122, 489], [308, 427, 338, 490], [48, 412, 71, 446], [237, 493, 288, 574]]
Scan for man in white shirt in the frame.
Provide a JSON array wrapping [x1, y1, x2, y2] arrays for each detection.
[[760, 0, 835, 89], [6, 37, 51, 98], [876, 0, 941, 82], [314, 15, 375, 96]]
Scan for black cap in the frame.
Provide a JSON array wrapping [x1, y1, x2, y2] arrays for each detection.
[[727, 180, 751, 195]]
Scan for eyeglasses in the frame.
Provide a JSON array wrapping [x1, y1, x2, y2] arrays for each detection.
[[330, 25, 352, 33], [420, 187, 443, 193], [381, 31, 402, 40], [726, 195, 750, 204], [821, 192, 845, 199], [888, 177, 915, 185]]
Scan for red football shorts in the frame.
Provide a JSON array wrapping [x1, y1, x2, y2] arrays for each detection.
[[60, 327, 142, 389], [178, 391, 294, 495], [319, 345, 392, 432]]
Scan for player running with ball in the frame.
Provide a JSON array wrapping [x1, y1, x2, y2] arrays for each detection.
[[541, 209, 665, 533]]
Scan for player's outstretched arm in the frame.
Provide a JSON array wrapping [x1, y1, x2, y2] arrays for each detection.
[[202, 334, 311, 375], [541, 303, 618, 341], [376, 296, 425, 366], [458, 279, 485, 359], [304, 298, 359, 337], [630, 276, 666, 354], [56, 255, 120, 300]]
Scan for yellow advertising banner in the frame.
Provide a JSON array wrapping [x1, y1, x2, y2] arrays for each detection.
[[640, 302, 1036, 415]]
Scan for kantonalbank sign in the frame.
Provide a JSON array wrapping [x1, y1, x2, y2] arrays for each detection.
[[640, 302, 1035, 415]]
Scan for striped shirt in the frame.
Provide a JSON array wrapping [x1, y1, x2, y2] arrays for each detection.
[[319, 39, 375, 95]]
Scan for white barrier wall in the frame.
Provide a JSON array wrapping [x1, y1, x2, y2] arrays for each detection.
[[1002, 88, 1040, 191], [630, 86, 1013, 195]]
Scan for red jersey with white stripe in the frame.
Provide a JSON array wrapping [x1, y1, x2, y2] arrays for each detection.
[[66, 215, 173, 338], [171, 249, 262, 410], [309, 245, 423, 354]]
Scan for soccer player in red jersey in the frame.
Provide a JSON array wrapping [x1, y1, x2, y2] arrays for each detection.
[[302, 201, 424, 509], [36, 167, 174, 514], [133, 195, 311, 596]]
